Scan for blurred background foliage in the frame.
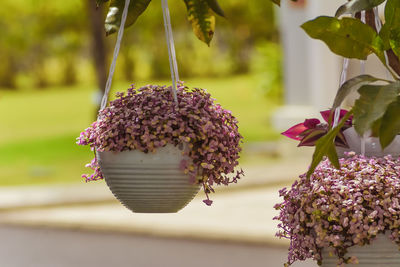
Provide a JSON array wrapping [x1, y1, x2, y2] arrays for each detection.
[[0, 0, 283, 186], [0, 0, 279, 90]]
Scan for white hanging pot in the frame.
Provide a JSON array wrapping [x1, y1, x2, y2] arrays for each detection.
[[326, 127, 400, 265], [322, 233, 400, 266], [337, 127, 400, 157], [97, 145, 200, 213]]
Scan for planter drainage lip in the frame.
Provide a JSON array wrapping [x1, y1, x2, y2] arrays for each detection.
[[97, 145, 200, 213]]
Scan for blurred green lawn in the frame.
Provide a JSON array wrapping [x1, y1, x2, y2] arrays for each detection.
[[0, 74, 280, 186]]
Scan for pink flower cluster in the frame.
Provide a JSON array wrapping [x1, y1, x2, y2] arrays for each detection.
[[274, 152, 400, 266], [77, 84, 244, 205]]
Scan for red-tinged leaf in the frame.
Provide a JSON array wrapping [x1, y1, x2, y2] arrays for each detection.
[[298, 130, 326, 147], [281, 123, 308, 141], [320, 109, 353, 126], [303, 118, 320, 129]]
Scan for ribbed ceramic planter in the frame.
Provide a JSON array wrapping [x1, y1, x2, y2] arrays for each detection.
[[97, 145, 200, 213], [322, 233, 400, 266], [337, 127, 400, 157]]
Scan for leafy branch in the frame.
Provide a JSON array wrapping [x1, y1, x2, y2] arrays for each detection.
[[97, 0, 225, 45], [275, 0, 400, 174]]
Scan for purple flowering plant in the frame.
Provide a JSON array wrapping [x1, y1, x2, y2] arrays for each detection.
[[274, 152, 400, 266], [77, 84, 244, 206]]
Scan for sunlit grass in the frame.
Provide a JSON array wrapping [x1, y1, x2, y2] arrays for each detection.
[[0, 84, 96, 145], [0, 74, 280, 186], [0, 134, 92, 186]]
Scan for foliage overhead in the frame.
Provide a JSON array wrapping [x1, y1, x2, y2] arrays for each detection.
[[205, 0, 225, 17], [97, 0, 225, 45], [335, 0, 385, 17], [183, 0, 215, 46], [0, 0, 277, 88], [104, 0, 151, 36]]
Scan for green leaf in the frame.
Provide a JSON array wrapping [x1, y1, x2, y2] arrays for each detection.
[[205, 0, 225, 17], [271, 0, 280, 6], [353, 82, 400, 136], [96, 0, 110, 7], [379, 96, 400, 149], [370, 117, 382, 137], [389, 26, 400, 59], [307, 112, 353, 178], [105, 0, 151, 36], [385, 0, 399, 26], [301, 16, 385, 61], [380, 0, 400, 51], [183, 0, 215, 46], [335, 0, 385, 17], [298, 129, 325, 147], [332, 74, 382, 109]]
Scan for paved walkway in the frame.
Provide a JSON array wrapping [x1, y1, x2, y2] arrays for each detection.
[[0, 225, 316, 267], [0, 143, 312, 211], [0, 141, 314, 251], [1, 186, 287, 246]]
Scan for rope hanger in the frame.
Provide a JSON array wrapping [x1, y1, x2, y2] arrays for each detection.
[[162, 0, 180, 104], [99, 0, 180, 115], [333, 8, 390, 155], [100, 0, 131, 112]]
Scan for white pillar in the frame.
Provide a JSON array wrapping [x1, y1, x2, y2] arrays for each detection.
[[273, 0, 343, 131]]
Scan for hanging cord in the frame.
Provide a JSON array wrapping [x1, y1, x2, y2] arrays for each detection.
[[360, 11, 366, 74], [333, 8, 396, 155], [333, 12, 372, 155], [333, 11, 357, 128], [373, 6, 393, 80], [332, 57, 350, 128], [162, 0, 179, 104], [360, 10, 367, 156], [99, 0, 131, 113]]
